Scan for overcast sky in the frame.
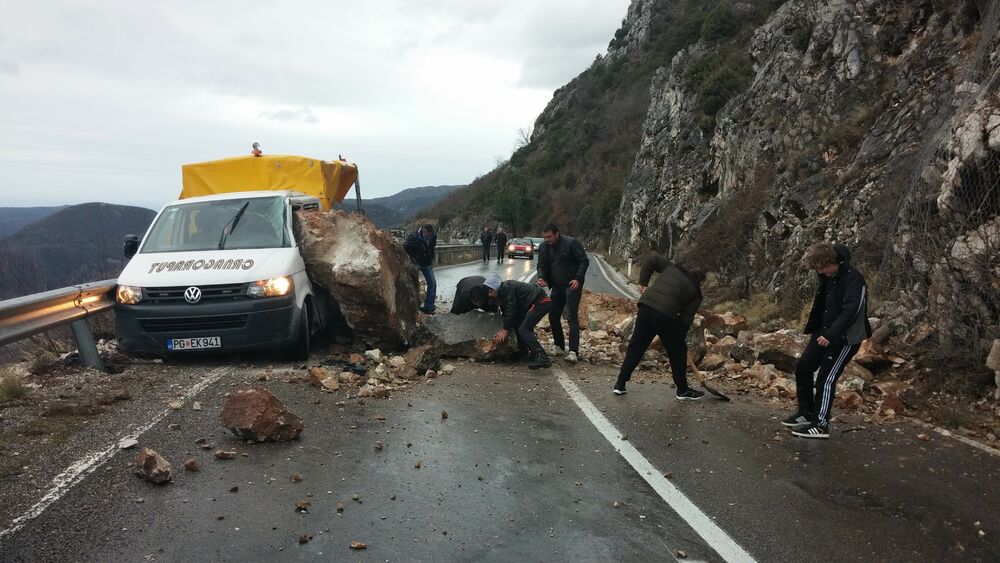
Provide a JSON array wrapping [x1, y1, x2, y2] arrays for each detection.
[[0, 0, 632, 210]]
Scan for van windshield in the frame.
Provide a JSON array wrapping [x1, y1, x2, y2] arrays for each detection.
[[141, 196, 289, 253]]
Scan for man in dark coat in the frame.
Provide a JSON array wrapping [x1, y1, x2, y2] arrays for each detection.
[[784, 242, 872, 439], [479, 227, 494, 262], [494, 228, 508, 263], [613, 253, 705, 400], [472, 274, 552, 369], [450, 275, 497, 314], [536, 222, 589, 363], [403, 224, 437, 314]]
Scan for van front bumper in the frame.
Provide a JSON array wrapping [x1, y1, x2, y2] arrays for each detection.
[[115, 295, 299, 354]]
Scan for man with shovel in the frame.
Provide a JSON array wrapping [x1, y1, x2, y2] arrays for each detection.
[[613, 253, 706, 400]]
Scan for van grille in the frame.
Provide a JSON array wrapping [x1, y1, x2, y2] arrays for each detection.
[[143, 283, 248, 304], [140, 314, 248, 333]]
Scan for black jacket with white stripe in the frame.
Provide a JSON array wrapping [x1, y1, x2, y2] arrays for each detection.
[[804, 244, 872, 345]]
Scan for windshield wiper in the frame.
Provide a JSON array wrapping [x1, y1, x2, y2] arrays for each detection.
[[218, 202, 250, 250]]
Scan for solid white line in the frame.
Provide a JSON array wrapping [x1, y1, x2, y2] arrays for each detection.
[[0, 366, 233, 542], [926, 424, 1000, 457], [591, 253, 639, 299], [553, 367, 756, 563]]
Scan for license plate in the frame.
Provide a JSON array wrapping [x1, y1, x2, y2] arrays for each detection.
[[167, 337, 221, 350]]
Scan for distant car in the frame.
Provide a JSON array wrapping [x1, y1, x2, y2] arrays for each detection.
[[507, 238, 534, 259], [530, 237, 544, 253]]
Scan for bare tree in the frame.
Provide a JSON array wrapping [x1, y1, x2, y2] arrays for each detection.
[[515, 126, 533, 149]]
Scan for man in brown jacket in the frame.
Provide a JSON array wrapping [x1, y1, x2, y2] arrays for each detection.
[[614, 253, 705, 400]]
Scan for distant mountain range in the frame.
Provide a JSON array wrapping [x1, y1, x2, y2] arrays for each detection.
[[0, 203, 156, 298], [0, 206, 67, 238], [0, 184, 464, 298], [335, 184, 464, 228]]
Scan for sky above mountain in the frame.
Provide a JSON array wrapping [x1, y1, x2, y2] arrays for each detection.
[[0, 0, 631, 210]]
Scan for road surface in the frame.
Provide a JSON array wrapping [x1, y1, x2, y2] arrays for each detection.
[[1, 254, 998, 562]]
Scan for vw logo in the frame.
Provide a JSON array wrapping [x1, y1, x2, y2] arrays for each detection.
[[184, 286, 202, 304]]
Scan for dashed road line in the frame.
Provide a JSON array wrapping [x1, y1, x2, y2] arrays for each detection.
[[553, 366, 756, 563], [0, 366, 234, 542]]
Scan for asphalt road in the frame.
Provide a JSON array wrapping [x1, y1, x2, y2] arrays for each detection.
[[2, 255, 999, 562]]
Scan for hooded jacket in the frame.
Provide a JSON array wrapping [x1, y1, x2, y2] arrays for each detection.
[[637, 253, 702, 328], [403, 227, 437, 267], [804, 244, 872, 345], [450, 275, 497, 314], [537, 234, 589, 287], [497, 280, 547, 331]]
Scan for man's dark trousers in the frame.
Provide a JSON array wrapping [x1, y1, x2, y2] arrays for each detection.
[[482, 244, 491, 261], [549, 285, 581, 353], [514, 299, 551, 357], [795, 338, 861, 426], [617, 304, 690, 390]]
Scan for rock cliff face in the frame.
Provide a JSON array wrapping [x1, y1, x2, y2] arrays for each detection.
[[610, 0, 999, 355]]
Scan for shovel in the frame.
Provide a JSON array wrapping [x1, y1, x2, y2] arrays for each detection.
[[687, 351, 731, 401]]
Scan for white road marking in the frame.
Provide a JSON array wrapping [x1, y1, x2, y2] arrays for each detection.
[[591, 253, 639, 299], [924, 424, 1000, 457], [0, 366, 234, 542], [553, 366, 756, 563]]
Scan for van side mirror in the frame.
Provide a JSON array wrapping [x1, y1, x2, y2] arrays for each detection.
[[123, 234, 140, 258]]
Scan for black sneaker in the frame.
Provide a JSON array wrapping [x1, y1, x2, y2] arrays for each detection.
[[781, 413, 813, 428], [676, 388, 705, 401], [612, 383, 627, 396], [792, 423, 830, 439], [527, 354, 552, 370]]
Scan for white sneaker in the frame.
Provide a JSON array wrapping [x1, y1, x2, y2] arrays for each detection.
[[566, 351, 578, 363]]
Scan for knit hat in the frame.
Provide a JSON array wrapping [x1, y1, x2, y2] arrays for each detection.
[[483, 274, 502, 291]]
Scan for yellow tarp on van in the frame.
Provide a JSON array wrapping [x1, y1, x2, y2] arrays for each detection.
[[180, 155, 358, 211]]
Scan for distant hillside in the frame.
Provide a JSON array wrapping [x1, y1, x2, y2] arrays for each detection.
[[0, 203, 155, 298], [337, 184, 464, 228], [0, 206, 66, 238]]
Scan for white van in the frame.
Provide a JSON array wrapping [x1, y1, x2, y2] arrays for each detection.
[[115, 153, 361, 359]]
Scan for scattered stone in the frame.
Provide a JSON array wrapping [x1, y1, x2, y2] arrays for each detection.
[[192, 401, 202, 411], [879, 393, 906, 416], [321, 378, 341, 391], [364, 349, 383, 362], [308, 367, 329, 386], [917, 433, 931, 441], [299, 533, 311, 544], [219, 388, 304, 442], [134, 448, 172, 484], [834, 390, 864, 410], [350, 541, 368, 550], [168, 401, 183, 410], [441, 410, 448, 419], [336, 502, 345, 513], [349, 353, 365, 364], [357, 384, 391, 399], [425, 370, 438, 379], [441, 364, 456, 374], [214, 450, 237, 460], [613, 501, 621, 508], [119, 438, 139, 450], [295, 500, 312, 513], [373, 441, 384, 450], [677, 549, 688, 559], [389, 356, 407, 369], [414, 461, 422, 469]]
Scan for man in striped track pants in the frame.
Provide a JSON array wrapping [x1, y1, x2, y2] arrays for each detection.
[[783, 242, 872, 439]]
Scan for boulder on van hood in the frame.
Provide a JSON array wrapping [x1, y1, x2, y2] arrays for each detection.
[[295, 209, 420, 349]]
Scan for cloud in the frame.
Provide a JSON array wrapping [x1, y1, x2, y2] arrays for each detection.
[[0, 61, 17, 75], [258, 107, 320, 125]]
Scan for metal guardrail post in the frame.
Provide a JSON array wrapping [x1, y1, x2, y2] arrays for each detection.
[[70, 319, 106, 371]]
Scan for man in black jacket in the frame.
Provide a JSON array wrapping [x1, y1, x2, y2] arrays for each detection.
[[536, 223, 589, 363], [784, 242, 872, 439], [613, 253, 705, 400], [403, 224, 437, 314], [450, 275, 497, 314], [473, 274, 552, 369], [494, 228, 508, 263], [479, 227, 493, 262]]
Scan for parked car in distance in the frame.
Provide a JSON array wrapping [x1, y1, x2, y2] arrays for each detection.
[[530, 237, 543, 253], [507, 238, 534, 259]]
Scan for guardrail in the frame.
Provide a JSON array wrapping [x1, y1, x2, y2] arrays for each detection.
[[0, 280, 117, 371], [434, 244, 482, 266]]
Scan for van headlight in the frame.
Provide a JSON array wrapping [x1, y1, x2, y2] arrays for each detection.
[[116, 285, 143, 305], [248, 276, 294, 298]]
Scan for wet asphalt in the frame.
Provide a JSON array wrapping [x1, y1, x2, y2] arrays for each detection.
[[2, 256, 999, 562]]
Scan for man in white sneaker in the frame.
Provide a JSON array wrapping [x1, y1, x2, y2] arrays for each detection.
[[783, 242, 871, 439], [613, 253, 705, 401], [536, 222, 588, 363]]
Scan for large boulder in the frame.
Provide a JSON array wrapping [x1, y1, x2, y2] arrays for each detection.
[[422, 311, 518, 360], [295, 209, 420, 350], [220, 388, 304, 442]]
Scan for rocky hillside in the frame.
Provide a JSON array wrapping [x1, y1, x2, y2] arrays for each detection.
[[424, 0, 997, 372]]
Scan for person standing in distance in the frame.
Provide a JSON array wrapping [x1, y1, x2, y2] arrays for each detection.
[[613, 253, 705, 400], [784, 242, 871, 439], [479, 226, 494, 263], [494, 228, 508, 264], [403, 224, 437, 314], [536, 222, 589, 363]]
